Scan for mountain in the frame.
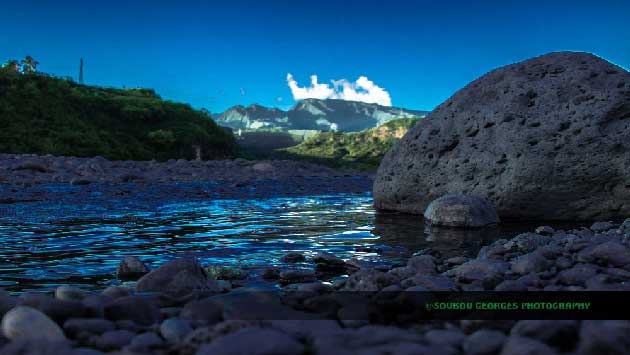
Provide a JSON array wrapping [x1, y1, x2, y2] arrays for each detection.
[[213, 99, 428, 132]]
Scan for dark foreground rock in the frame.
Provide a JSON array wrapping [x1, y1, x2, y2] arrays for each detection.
[[374, 51, 630, 221]]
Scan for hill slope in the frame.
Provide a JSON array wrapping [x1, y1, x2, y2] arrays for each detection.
[[0, 70, 236, 161], [214, 99, 427, 132], [279, 117, 422, 170]]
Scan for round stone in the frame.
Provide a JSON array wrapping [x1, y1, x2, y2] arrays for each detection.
[[424, 195, 499, 227]]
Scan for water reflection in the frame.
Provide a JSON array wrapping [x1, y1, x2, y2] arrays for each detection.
[[371, 212, 501, 260]]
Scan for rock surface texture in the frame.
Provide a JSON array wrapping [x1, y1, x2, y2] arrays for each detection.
[[374, 51, 630, 220], [424, 195, 499, 227]]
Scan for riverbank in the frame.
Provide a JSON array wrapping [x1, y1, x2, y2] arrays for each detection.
[[0, 219, 628, 354], [0, 154, 373, 186]]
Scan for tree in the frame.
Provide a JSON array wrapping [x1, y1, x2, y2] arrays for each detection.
[[2, 59, 20, 72], [20, 55, 39, 73]]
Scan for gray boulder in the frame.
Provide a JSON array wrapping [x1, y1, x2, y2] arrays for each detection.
[[374, 51, 630, 221], [424, 195, 499, 227]]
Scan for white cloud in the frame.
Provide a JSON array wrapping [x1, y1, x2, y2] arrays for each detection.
[[286, 73, 392, 106]]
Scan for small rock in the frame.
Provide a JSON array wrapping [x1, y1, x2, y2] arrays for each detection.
[[535, 226, 555, 236], [71, 348, 105, 355], [511, 251, 552, 275], [511, 320, 578, 350], [407, 255, 437, 275], [424, 195, 499, 227], [18, 293, 84, 322], [55, 286, 85, 301], [503, 233, 551, 253], [444, 256, 468, 267], [446, 259, 509, 286], [280, 252, 306, 263], [556, 263, 600, 286], [0, 339, 72, 355], [500, 335, 556, 355], [577, 320, 630, 355], [590, 221, 615, 232], [101, 286, 131, 298], [494, 280, 528, 291], [104, 296, 160, 326], [63, 318, 115, 337], [206, 265, 247, 280], [407, 275, 458, 291], [196, 327, 303, 355], [388, 266, 417, 280], [279, 270, 316, 284], [313, 252, 347, 274], [116, 256, 150, 280], [262, 267, 280, 280], [577, 241, 630, 267], [463, 329, 506, 355], [312, 252, 345, 266], [81, 294, 111, 318], [2, 306, 66, 341], [128, 331, 164, 352], [425, 328, 466, 347], [136, 258, 220, 299], [342, 269, 399, 291], [180, 298, 223, 326], [95, 330, 135, 350], [160, 318, 193, 344]]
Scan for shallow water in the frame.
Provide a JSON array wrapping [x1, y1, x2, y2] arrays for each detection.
[[0, 181, 581, 292]]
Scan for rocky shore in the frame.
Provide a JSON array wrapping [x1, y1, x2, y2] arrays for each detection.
[[1, 219, 629, 354], [0, 154, 372, 186]]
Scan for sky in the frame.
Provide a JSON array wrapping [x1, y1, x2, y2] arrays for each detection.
[[1, 0, 629, 113]]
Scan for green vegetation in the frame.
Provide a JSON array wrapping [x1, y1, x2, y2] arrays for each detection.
[[0, 56, 236, 161], [277, 117, 422, 170]]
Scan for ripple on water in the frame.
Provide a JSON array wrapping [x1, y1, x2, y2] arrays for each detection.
[[0, 183, 556, 292]]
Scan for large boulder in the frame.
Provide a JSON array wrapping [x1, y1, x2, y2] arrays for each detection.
[[374, 51, 630, 220]]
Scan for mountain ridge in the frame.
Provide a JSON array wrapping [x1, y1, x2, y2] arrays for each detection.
[[213, 99, 428, 132]]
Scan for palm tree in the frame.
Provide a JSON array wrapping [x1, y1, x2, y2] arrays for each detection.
[[20, 55, 39, 73], [2, 59, 20, 72]]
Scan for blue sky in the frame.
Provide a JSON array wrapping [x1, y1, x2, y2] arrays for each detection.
[[1, 0, 628, 113]]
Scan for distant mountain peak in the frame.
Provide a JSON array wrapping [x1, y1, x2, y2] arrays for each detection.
[[214, 99, 428, 132]]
